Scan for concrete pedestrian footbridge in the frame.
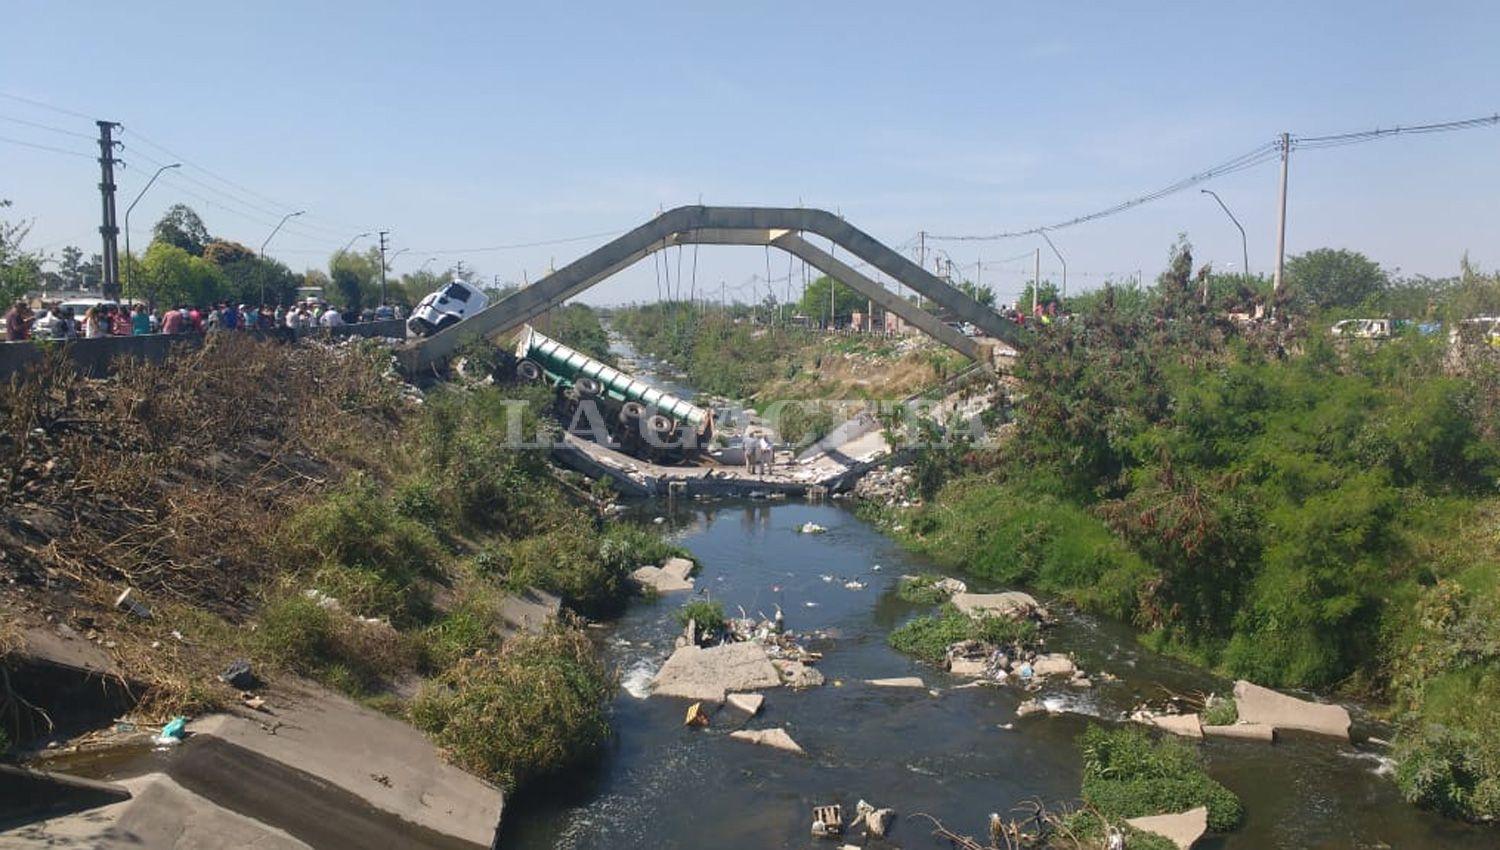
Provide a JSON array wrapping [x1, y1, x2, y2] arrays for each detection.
[[398, 205, 1026, 375]]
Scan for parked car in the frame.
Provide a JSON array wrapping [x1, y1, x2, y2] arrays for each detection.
[[1330, 318, 1394, 339], [407, 280, 489, 337]]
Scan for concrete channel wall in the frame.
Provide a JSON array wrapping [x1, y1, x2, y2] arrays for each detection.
[[0, 321, 406, 381]]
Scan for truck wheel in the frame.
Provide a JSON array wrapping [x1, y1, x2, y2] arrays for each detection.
[[619, 401, 645, 423], [576, 377, 602, 397], [516, 359, 543, 382]]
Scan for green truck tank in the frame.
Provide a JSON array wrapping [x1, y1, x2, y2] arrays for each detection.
[[513, 325, 714, 461]]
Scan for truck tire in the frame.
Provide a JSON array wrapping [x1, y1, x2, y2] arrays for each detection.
[[576, 376, 602, 398], [516, 359, 543, 382], [619, 401, 645, 423]]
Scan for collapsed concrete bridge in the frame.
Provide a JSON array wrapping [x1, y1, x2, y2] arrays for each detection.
[[396, 205, 1025, 374]]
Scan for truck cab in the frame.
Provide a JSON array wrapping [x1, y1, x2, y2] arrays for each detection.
[[407, 279, 489, 337]]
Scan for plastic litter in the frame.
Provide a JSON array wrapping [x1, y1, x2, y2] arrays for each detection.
[[153, 715, 188, 747]]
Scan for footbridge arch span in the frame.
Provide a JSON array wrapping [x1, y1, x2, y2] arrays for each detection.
[[397, 206, 1025, 374]]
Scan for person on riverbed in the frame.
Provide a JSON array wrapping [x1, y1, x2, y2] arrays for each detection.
[[755, 433, 774, 475]]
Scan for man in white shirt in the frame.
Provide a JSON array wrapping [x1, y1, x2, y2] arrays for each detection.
[[319, 308, 345, 328]]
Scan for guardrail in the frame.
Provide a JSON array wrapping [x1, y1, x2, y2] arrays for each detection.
[[0, 320, 406, 381]]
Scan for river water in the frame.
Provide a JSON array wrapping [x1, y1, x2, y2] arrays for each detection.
[[502, 338, 1497, 849]]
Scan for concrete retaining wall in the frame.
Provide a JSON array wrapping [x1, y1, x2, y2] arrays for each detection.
[[0, 321, 406, 381]]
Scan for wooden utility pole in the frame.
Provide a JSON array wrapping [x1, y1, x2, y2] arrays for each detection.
[[1032, 248, 1040, 314]]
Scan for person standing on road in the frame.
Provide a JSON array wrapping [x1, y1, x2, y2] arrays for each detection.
[[4, 301, 32, 341], [319, 306, 344, 328], [161, 305, 184, 335], [132, 304, 151, 336]]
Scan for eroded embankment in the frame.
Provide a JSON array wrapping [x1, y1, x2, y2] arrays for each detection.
[[0, 335, 682, 846]]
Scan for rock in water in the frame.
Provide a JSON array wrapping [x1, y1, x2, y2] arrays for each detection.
[[730, 727, 805, 754], [1233, 680, 1351, 740], [1125, 806, 1208, 850], [726, 692, 764, 715], [651, 643, 782, 702]]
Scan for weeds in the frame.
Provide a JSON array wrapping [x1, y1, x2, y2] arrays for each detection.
[[1077, 725, 1242, 833], [897, 573, 949, 604], [675, 600, 726, 637], [889, 605, 1038, 663], [409, 622, 613, 793]]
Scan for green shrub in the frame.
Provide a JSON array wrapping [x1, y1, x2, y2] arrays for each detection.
[[504, 522, 623, 617], [675, 600, 726, 637], [392, 476, 445, 532], [410, 624, 613, 792], [1201, 695, 1238, 727], [888, 605, 1037, 663], [896, 573, 948, 604], [1395, 723, 1500, 821], [254, 593, 408, 696], [1078, 725, 1242, 833]]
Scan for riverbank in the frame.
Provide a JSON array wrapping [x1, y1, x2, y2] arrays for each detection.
[[0, 332, 682, 843]]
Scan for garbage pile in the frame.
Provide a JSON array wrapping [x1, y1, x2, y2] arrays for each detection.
[[853, 464, 914, 503]]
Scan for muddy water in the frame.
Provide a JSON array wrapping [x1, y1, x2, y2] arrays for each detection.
[[500, 500, 1495, 849]]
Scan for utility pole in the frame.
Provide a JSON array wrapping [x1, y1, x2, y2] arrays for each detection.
[[1040, 230, 1067, 303], [916, 230, 926, 310], [720, 280, 726, 315], [1032, 248, 1040, 315], [378, 230, 390, 306], [95, 121, 122, 299], [1272, 132, 1291, 299]]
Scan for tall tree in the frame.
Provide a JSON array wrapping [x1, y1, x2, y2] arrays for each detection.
[[332, 266, 364, 312], [1286, 248, 1387, 311], [202, 239, 257, 267], [0, 199, 41, 306], [59, 245, 83, 288], [152, 204, 212, 256], [797, 274, 867, 321]]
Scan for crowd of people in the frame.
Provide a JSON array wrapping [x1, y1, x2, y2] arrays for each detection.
[[4, 299, 403, 342]]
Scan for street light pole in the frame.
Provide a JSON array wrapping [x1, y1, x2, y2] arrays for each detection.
[[419, 256, 438, 272], [1201, 188, 1249, 298], [1039, 229, 1067, 303], [339, 231, 371, 257], [123, 162, 180, 304], [259, 211, 305, 304]]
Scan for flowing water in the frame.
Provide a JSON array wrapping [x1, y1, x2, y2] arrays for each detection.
[[502, 338, 1497, 849]]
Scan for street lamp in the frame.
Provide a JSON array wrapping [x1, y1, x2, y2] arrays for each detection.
[[1200, 189, 1249, 282], [124, 162, 181, 304], [1039, 229, 1067, 302], [260, 211, 305, 304], [339, 231, 371, 256], [419, 256, 438, 272]]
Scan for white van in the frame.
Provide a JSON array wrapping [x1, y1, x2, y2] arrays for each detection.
[[407, 279, 489, 337]]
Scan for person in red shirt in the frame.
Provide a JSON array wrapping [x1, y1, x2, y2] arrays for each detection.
[[161, 306, 185, 335], [188, 306, 204, 333]]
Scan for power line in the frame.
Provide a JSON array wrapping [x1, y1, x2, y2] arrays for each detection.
[[929, 111, 1500, 242], [0, 113, 95, 140], [0, 91, 96, 121], [0, 134, 95, 159], [418, 229, 629, 255]]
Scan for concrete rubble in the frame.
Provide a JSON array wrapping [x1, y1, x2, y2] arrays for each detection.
[[730, 727, 805, 754], [1133, 712, 1204, 739], [866, 676, 926, 688], [1233, 680, 1352, 740], [629, 556, 698, 594], [809, 803, 843, 837], [950, 591, 1047, 622], [1125, 806, 1209, 850], [1202, 723, 1275, 742], [855, 799, 896, 837], [651, 642, 783, 702], [726, 692, 764, 715]]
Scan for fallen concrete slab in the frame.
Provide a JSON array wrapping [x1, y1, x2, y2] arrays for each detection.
[[630, 565, 694, 593], [726, 692, 764, 715], [951, 591, 1041, 620], [948, 657, 987, 677], [1126, 806, 1208, 850], [0, 763, 130, 826], [659, 557, 696, 582], [496, 587, 561, 635], [188, 678, 503, 848], [867, 677, 926, 688], [1202, 723, 1275, 742], [728, 727, 804, 754], [1030, 653, 1076, 677], [1233, 680, 1351, 740], [1149, 713, 1204, 739], [0, 773, 310, 850], [651, 642, 783, 702]]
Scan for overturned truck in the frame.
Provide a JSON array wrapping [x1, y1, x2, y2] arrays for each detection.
[[514, 325, 714, 463]]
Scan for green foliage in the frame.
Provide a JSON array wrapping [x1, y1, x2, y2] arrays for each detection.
[[502, 521, 678, 618], [282, 476, 444, 624], [888, 605, 1037, 663], [614, 301, 810, 399], [797, 274, 868, 321], [130, 241, 230, 307], [545, 303, 612, 362], [1286, 247, 1387, 311], [253, 593, 408, 696], [409, 624, 613, 793], [1200, 695, 1238, 727], [152, 204, 211, 256], [675, 599, 726, 636], [771, 401, 837, 447], [332, 266, 364, 312], [1078, 725, 1242, 832], [1395, 722, 1500, 821], [0, 199, 40, 307], [896, 573, 948, 604]]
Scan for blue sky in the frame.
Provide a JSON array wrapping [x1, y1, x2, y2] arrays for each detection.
[[3, 1, 1497, 305]]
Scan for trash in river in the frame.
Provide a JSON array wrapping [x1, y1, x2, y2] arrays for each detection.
[[799, 522, 827, 534], [653, 516, 666, 524], [114, 588, 152, 619], [810, 804, 843, 838], [856, 800, 896, 837], [821, 574, 834, 583], [154, 715, 188, 747], [842, 579, 865, 590], [241, 693, 268, 712], [805, 601, 820, 608], [219, 659, 258, 690], [684, 701, 710, 727]]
